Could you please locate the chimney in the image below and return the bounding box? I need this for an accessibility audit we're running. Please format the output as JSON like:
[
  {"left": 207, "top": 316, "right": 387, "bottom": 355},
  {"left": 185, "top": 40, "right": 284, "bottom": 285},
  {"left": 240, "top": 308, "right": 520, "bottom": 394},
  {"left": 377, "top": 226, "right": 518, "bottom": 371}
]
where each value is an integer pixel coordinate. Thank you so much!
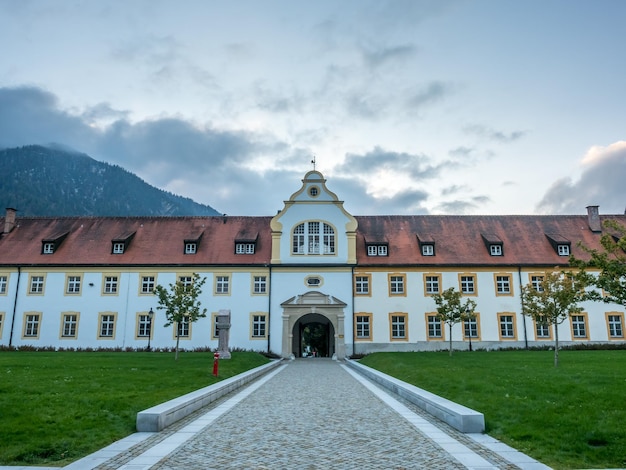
[
  {"left": 3, "top": 208, "right": 17, "bottom": 234},
  {"left": 586, "top": 205, "right": 602, "bottom": 233}
]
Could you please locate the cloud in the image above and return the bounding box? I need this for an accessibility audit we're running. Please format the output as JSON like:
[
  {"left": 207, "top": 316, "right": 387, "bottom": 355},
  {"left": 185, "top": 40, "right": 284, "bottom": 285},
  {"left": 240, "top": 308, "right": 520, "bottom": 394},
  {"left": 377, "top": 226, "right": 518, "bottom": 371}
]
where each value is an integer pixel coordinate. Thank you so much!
[
  {"left": 435, "top": 195, "right": 491, "bottom": 215},
  {"left": 407, "top": 81, "right": 451, "bottom": 110},
  {"left": 536, "top": 141, "right": 626, "bottom": 214},
  {"left": 361, "top": 44, "right": 417, "bottom": 69},
  {"left": 464, "top": 124, "right": 527, "bottom": 143}
]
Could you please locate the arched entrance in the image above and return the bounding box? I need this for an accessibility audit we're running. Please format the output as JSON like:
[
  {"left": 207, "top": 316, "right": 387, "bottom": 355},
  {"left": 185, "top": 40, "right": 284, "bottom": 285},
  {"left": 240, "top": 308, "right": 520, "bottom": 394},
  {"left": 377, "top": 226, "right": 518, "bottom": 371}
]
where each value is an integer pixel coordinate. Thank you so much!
[
  {"left": 293, "top": 313, "right": 335, "bottom": 357},
  {"left": 280, "top": 291, "right": 347, "bottom": 359}
]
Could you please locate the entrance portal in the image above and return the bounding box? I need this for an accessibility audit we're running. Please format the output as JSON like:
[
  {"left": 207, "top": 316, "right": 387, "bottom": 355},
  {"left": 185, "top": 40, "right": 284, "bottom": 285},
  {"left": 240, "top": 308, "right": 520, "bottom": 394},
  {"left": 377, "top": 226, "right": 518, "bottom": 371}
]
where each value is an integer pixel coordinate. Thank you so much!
[{"left": 293, "top": 314, "right": 335, "bottom": 358}]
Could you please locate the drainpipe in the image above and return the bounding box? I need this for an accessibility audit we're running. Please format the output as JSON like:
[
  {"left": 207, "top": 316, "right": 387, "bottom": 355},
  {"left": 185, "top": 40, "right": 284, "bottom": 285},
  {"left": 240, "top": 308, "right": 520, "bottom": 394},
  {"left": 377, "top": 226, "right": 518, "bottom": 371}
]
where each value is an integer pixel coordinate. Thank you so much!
[
  {"left": 351, "top": 266, "right": 355, "bottom": 358},
  {"left": 8, "top": 266, "right": 21, "bottom": 348},
  {"left": 267, "top": 264, "right": 272, "bottom": 354},
  {"left": 518, "top": 266, "right": 528, "bottom": 349}
]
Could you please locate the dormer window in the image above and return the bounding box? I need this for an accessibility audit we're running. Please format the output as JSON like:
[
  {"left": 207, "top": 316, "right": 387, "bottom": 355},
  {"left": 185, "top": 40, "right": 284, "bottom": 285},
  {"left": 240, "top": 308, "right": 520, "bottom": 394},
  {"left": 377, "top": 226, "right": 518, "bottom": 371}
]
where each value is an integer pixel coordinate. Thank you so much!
[
  {"left": 416, "top": 234, "right": 436, "bottom": 257},
  {"left": 111, "top": 231, "right": 135, "bottom": 255},
  {"left": 367, "top": 244, "right": 388, "bottom": 256},
  {"left": 421, "top": 244, "right": 434, "bottom": 256},
  {"left": 41, "top": 231, "right": 69, "bottom": 255},
  {"left": 112, "top": 242, "right": 125, "bottom": 254},
  {"left": 490, "top": 244, "right": 503, "bottom": 256},
  {"left": 557, "top": 244, "right": 570, "bottom": 256},
  {"left": 236, "top": 242, "right": 255, "bottom": 254},
  {"left": 185, "top": 242, "right": 197, "bottom": 254},
  {"left": 42, "top": 242, "right": 55, "bottom": 254}
]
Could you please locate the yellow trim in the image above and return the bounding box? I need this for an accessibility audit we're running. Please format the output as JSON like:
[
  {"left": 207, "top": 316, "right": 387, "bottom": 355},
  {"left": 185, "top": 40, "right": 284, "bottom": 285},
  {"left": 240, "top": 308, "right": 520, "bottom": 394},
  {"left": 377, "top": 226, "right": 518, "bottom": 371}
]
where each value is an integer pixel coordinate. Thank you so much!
[
  {"left": 250, "top": 312, "right": 268, "bottom": 340},
  {"left": 389, "top": 312, "right": 408, "bottom": 341},
  {"left": 569, "top": 312, "right": 589, "bottom": 340},
  {"left": 388, "top": 273, "right": 407, "bottom": 297},
  {"left": 425, "top": 313, "right": 445, "bottom": 341},
  {"left": 138, "top": 274, "right": 157, "bottom": 296},
  {"left": 423, "top": 273, "right": 442, "bottom": 296},
  {"left": 0, "top": 273, "right": 9, "bottom": 295},
  {"left": 27, "top": 273, "right": 46, "bottom": 296},
  {"left": 497, "top": 312, "right": 518, "bottom": 340},
  {"left": 462, "top": 312, "right": 481, "bottom": 341},
  {"left": 458, "top": 273, "right": 478, "bottom": 296},
  {"left": 22, "top": 311, "right": 42, "bottom": 339},
  {"left": 532, "top": 316, "right": 553, "bottom": 341},
  {"left": 493, "top": 273, "right": 514, "bottom": 296},
  {"left": 354, "top": 273, "right": 372, "bottom": 297},
  {"left": 214, "top": 273, "right": 232, "bottom": 296},
  {"left": 354, "top": 312, "right": 373, "bottom": 341},
  {"left": 605, "top": 311, "right": 625, "bottom": 339},
  {"left": 250, "top": 273, "right": 269, "bottom": 296},
  {"left": 64, "top": 273, "right": 83, "bottom": 296},
  {"left": 211, "top": 312, "right": 219, "bottom": 339},
  {"left": 59, "top": 311, "right": 80, "bottom": 339},
  {"left": 0, "top": 312, "right": 4, "bottom": 338},
  {"left": 97, "top": 312, "right": 117, "bottom": 340},
  {"left": 135, "top": 311, "right": 154, "bottom": 341},
  {"left": 173, "top": 317, "right": 192, "bottom": 340},
  {"left": 101, "top": 273, "right": 120, "bottom": 296}
]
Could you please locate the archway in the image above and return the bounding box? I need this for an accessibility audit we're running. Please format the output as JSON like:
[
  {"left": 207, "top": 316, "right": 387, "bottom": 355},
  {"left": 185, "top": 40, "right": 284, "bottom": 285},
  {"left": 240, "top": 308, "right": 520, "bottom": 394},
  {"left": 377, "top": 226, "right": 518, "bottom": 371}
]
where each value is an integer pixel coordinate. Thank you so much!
[{"left": 293, "top": 313, "right": 335, "bottom": 357}]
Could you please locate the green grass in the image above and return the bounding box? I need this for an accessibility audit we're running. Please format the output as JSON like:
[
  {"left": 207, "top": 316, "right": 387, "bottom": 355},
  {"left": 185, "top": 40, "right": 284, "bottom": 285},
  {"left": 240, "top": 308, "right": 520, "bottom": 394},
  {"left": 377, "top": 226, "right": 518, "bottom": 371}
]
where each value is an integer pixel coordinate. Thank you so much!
[
  {"left": 0, "top": 351, "right": 269, "bottom": 467},
  {"left": 360, "top": 350, "right": 626, "bottom": 470}
]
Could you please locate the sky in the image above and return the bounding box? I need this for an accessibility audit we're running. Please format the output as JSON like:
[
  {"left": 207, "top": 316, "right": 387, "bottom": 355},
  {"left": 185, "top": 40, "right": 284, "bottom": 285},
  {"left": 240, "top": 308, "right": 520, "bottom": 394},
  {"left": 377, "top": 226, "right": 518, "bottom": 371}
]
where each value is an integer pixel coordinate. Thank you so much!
[{"left": 1, "top": 0, "right": 625, "bottom": 217}]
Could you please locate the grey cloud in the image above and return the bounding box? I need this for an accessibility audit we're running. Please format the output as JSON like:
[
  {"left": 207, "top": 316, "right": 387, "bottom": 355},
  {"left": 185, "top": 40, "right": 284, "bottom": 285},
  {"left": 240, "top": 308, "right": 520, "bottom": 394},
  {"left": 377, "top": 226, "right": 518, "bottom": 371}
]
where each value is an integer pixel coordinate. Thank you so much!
[
  {"left": 80, "top": 102, "right": 130, "bottom": 124},
  {"left": 407, "top": 81, "right": 450, "bottom": 109},
  {"left": 435, "top": 195, "right": 490, "bottom": 215},
  {"left": 337, "top": 147, "right": 443, "bottom": 180},
  {"left": 361, "top": 44, "right": 417, "bottom": 69},
  {"left": 449, "top": 146, "right": 474, "bottom": 158},
  {"left": 441, "top": 184, "right": 467, "bottom": 196},
  {"left": 464, "top": 124, "right": 527, "bottom": 143},
  {"left": 536, "top": 146, "right": 626, "bottom": 214}
]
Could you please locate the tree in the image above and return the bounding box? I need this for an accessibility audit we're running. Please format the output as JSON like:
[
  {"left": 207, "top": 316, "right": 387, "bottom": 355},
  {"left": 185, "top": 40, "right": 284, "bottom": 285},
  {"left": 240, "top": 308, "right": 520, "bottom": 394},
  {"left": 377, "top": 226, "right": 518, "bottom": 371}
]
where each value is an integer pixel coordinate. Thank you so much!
[
  {"left": 570, "top": 219, "right": 626, "bottom": 310},
  {"left": 521, "top": 269, "right": 591, "bottom": 367},
  {"left": 432, "top": 287, "right": 477, "bottom": 356},
  {"left": 154, "top": 273, "right": 207, "bottom": 360}
]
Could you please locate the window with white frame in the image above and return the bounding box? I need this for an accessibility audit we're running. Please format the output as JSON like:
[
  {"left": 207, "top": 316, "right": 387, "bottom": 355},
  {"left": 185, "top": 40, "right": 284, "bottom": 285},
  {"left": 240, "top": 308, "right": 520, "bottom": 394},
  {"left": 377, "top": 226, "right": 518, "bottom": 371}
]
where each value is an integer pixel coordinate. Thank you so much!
[
  {"left": 499, "top": 314, "right": 515, "bottom": 338},
  {"left": 103, "top": 276, "right": 118, "bottom": 294},
  {"left": 62, "top": 313, "right": 78, "bottom": 337},
  {"left": 571, "top": 315, "right": 587, "bottom": 338},
  {"left": 490, "top": 244, "right": 503, "bottom": 256},
  {"left": 607, "top": 314, "right": 623, "bottom": 338},
  {"left": 185, "top": 242, "right": 197, "bottom": 254},
  {"left": 425, "top": 275, "right": 440, "bottom": 295},
  {"left": 216, "top": 276, "right": 229, "bottom": 294},
  {"left": 355, "top": 275, "right": 370, "bottom": 295},
  {"left": 66, "top": 275, "right": 81, "bottom": 294},
  {"left": 390, "top": 314, "right": 407, "bottom": 340},
  {"left": 531, "top": 275, "right": 544, "bottom": 292},
  {"left": 29, "top": 276, "right": 44, "bottom": 294},
  {"left": 421, "top": 244, "right": 434, "bottom": 256},
  {"left": 236, "top": 243, "right": 255, "bottom": 254},
  {"left": 389, "top": 275, "right": 405, "bottom": 295},
  {"left": 112, "top": 242, "right": 125, "bottom": 254},
  {"left": 427, "top": 315, "right": 442, "bottom": 338},
  {"left": 0, "top": 275, "right": 7, "bottom": 294},
  {"left": 367, "top": 244, "right": 388, "bottom": 256},
  {"left": 460, "top": 275, "right": 475, "bottom": 294},
  {"left": 42, "top": 242, "right": 55, "bottom": 254},
  {"left": 141, "top": 276, "right": 155, "bottom": 294},
  {"left": 99, "top": 314, "right": 115, "bottom": 337},
  {"left": 24, "top": 313, "right": 40, "bottom": 337},
  {"left": 253, "top": 276, "right": 267, "bottom": 294},
  {"left": 464, "top": 317, "right": 478, "bottom": 339},
  {"left": 177, "top": 316, "right": 190, "bottom": 337},
  {"left": 535, "top": 316, "right": 551, "bottom": 338},
  {"left": 252, "top": 315, "right": 266, "bottom": 338},
  {"left": 292, "top": 222, "right": 335, "bottom": 255},
  {"left": 138, "top": 314, "right": 151, "bottom": 337},
  {"left": 496, "top": 275, "right": 511, "bottom": 294},
  {"left": 179, "top": 276, "right": 193, "bottom": 288},
  {"left": 557, "top": 244, "right": 570, "bottom": 256},
  {"left": 355, "top": 314, "right": 371, "bottom": 339}
]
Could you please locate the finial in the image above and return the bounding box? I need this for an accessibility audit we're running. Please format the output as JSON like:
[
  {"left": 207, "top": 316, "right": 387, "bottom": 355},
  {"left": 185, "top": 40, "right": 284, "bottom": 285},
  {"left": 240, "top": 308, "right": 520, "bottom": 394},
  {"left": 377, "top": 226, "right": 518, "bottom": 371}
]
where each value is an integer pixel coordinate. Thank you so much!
[{"left": 311, "top": 155, "right": 316, "bottom": 171}]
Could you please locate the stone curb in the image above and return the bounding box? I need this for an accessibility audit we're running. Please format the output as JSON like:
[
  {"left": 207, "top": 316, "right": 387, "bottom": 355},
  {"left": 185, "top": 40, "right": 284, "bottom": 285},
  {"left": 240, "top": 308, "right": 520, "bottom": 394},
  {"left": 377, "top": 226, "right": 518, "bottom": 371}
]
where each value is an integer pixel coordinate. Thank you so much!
[
  {"left": 136, "top": 359, "right": 283, "bottom": 432},
  {"left": 345, "top": 358, "right": 485, "bottom": 433}
]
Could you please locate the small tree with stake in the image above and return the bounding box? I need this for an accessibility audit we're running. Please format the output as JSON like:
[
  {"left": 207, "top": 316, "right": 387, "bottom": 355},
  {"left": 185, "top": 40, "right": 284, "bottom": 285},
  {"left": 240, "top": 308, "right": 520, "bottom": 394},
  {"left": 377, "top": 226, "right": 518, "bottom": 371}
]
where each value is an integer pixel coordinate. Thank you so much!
[
  {"left": 432, "top": 287, "right": 477, "bottom": 356},
  {"left": 154, "top": 273, "right": 207, "bottom": 360},
  {"left": 521, "top": 269, "right": 591, "bottom": 367}
]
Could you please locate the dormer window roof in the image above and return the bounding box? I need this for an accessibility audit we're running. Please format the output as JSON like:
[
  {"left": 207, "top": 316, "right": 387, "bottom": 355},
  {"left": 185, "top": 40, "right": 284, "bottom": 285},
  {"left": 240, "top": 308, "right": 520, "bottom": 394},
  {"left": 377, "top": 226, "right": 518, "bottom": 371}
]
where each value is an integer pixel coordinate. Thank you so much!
[
  {"left": 482, "top": 233, "right": 503, "bottom": 256},
  {"left": 41, "top": 231, "right": 69, "bottom": 255},
  {"left": 235, "top": 230, "right": 258, "bottom": 255},
  {"left": 416, "top": 234, "right": 435, "bottom": 256},
  {"left": 364, "top": 236, "right": 388, "bottom": 256},
  {"left": 184, "top": 231, "right": 204, "bottom": 255},
  {"left": 111, "top": 231, "right": 135, "bottom": 255},
  {"left": 545, "top": 233, "right": 571, "bottom": 256}
]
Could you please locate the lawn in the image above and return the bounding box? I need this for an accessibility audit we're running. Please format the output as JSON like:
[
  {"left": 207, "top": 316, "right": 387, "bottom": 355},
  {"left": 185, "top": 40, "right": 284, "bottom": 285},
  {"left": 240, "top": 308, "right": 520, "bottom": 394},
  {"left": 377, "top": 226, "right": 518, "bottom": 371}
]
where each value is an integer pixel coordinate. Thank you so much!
[
  {"left": 359, "top": 350, "right": 626, "bottom": 470},
  {"left": 0, "top": 351, "right": 269, "bottom": 466}
]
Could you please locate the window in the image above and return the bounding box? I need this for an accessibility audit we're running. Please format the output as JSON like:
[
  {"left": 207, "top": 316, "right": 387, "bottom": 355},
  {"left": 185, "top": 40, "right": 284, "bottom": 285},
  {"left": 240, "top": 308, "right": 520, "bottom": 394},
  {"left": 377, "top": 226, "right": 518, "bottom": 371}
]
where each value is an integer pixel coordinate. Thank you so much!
[
  {"left": 215, "top": 275, "right": 230, "bottom": 294},
  {"left": 530, "top": 275, "right": 544, "bottom": 292},
  {"left": 535, "top": 316, "right": 552, "bottom": 339},
  {"left": 388, "top": 274, "right": 405, "bottom": 295},
  {"left": 61, "top": 313, "right": 78, "bottom": 338},
  {"left": 367, "top": 244, "right": 388, "bottom": 256},
  {"left": 490, "top": 244, "right": 503, "bottom": 256},
  {"left": 138, "top": 314, "right": 151, "bottom": 338},
  {"left": 309, "top": 186, "right": 319, "bottom": 197},
  {"left": 498, "top": 313, "right": 516, "bottom": 340},
  {"left": 421, "top": 244, "right": 434, "bottom": 256},
  {"left": 99, "top": 314, "right": 116, "bottom": 338},
  {"left": 606, "top": 313, "right": 624, "bottom": 338},
  {"left": 464, "top": 315, "right": 479, "bottom": 340},
  {"left": 292, "top": 222, "right": 335, "bottom": 255},
  {"left": 355, "top": 314, "right": 372, "bottom": 340},
  {"left": 557, "top": 244, "right": 570, "bottom": 256},
  {"left": 42, "top": 242, "right": 55, "bottom": 254},
  {"left": 0, "top": 313, "right": 3, "bottom": 337},
  {"left": 103, "top": 275, "right": 119, "bottom": 294},
  {"left": 424, "top": 274, "right": 441, "bottom": 295},
  {"left": 253, "top": 275, "right": 267, "bottom": 294},
  {"left": 426, "top": 314, "right": 443, "bottom": 339},
  {"left": 141, "top": 276, "right": 156, "bottom": 294},
  {"left": 355, "top": 275, "right": 370, "bottom": 295},
  {"left": 390, "top": 313, "right": 407, "bottom": 341},
  {"left": 23, "top": 313, "right": 41, "bottom": 338},
  {"left": 251, "top": 314, "right": 267, "bottom": 338},
  {"left": 29, "top": 275, "right": 45, "bottom": 294},
  {"left": 185, "top": 242, "right": 197, "bottom": 254},
  {"left": 570, "top": 314, "right": 588, "bottom": 339},
  {"left": 495, "top": 275, "right": 512, "bottom": 295},
  {"left": 306, "top": 276, "right": 322, "bottom": 287},
  {"left": 459, "top": 275, "right": 476, "bottom": 295},
  {"left": 177, "top": 316, "right": 190, "bottom": 338},
  {"left": 0, "top": 275, "right": 7, "bottom": 294},
  {"left": 66, "top": 275, "right": 82, "bottom": 294},
  {"left": 112, "top": 242, "right": 125, "bottom": 254},
  {"left": 179, "top": 276, "right": 193, "bottom": 288},
  {"left": 236, "top": 243, "right": 255, "bottom": 254},
  {"left": 212, "top": 313, "right": 219, "bottom": 339}
]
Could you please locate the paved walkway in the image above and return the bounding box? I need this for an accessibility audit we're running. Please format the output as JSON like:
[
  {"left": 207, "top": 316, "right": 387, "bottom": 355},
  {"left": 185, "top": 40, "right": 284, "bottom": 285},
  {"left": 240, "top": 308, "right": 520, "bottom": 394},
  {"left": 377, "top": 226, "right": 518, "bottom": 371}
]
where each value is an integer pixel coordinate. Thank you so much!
[{"left": 2, "top": 359, "right": 551, "bottom": 470}]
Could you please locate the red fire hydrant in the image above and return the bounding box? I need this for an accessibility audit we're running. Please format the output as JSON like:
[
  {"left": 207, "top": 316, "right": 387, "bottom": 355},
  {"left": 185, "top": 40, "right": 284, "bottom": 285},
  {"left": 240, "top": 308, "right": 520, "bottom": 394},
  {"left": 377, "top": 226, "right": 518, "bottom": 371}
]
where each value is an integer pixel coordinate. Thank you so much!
[{"left": 212, "top": 351, "right": 220, "bottom": 377}]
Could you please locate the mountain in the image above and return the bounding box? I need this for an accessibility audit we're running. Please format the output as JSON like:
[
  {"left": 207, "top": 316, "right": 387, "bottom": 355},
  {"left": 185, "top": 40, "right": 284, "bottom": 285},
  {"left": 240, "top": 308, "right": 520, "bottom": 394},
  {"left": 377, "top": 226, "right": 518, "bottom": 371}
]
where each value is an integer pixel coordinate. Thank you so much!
[{"left": 0, "top": 145, "right": 221, "bottom": 217}]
